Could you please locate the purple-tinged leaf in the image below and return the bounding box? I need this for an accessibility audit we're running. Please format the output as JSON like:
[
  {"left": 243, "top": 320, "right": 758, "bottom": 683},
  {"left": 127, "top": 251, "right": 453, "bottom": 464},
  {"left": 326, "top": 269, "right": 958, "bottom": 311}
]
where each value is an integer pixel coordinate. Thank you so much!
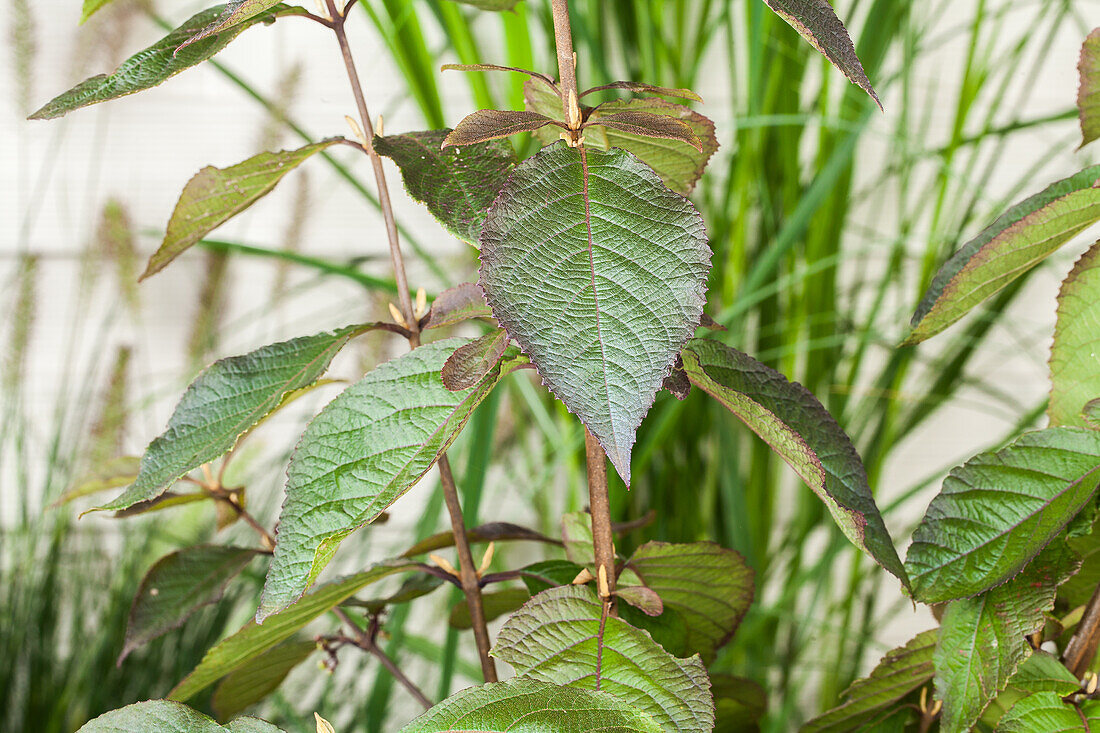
[
  {"left": 613, "top": 586, "right": 664, "bottom": 616},
  {"left": 422, "top": 282, "right": 494, "bottom": 330},
  {"left": 761, "top": 0, "right": 882, "bottom": 110},
  {"left": 441, "top": 329, "right": 509, "bottom": 391},
  {"left": 401, "top": 521, "right": 558, "bottom": 558},
  {"left": 905, "top": 166, "right": 1100, "bottom": 345},
  {"left": 681, "top": 339, "right": 908, "bottom": 588},
  {"left": 375, "top": 130, "right": 517, "bottom": 245},
  {"left": 663, "top": 358, "right": 691, "bottom": 401},
  {"left": 479, "top": 143, "right": 710, "bottom": 481},
  {"left": 1080, "top": 29, "right": 1100, "bottom": 149},
  {"left": 179, "top": 1, "right": 308, "bottom": 52},
  {"left": 120, "top": 546, "right": 260, "bottom": 664},
  {"left": 1050, "top": 241, "right": 1100, "bottom": 429},
  {"left": 443, "top": 110, "right": 563, "bottom": 148},
  {"left": 586, "top": 111, "right": 703, "bottom": 151},
  {"left": 442, "top": 63, "right": 558, "bottom": 91},
  {"left": 581, "top": 81, "right": 702, "bottom": 102}
]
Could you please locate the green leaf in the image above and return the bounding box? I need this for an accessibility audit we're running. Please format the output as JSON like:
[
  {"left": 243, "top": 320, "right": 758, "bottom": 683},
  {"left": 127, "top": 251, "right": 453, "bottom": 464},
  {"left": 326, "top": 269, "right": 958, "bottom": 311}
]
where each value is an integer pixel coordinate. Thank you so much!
[
  {"left": 423, "top": 282, "right": 494, "bottom": 330},
  {"left": 626, "top": 541, "right": 754, "bottom": 665},
  {"left": 802, "top": 629, "right": 935, "bottom": 733},
  {"left": 586, "top": 111, "right": 703, "bottom": 151},
  {"left": 998, "top": 692, "right": 1100, "bottom": 732},
  {"left": 121, "top": 545, "right": 260, "bottom": 663},
  {"left": 581, "top": 82, "right": 703, "bottom": 102},
  {"left": 444, "top": 109, "right": 561, "bottom": 147},
  {"left": 681, "top": 339, "right": 908, "bottom": 588},
  {"left": 180, "top": 1, "right": 297, "bottom": 50},
  {"left": 400, "top": 678, "right": 664, "bottom": 733},
  {"left": 170, "top": 561, "right": 418, "bottom": 701},
  {"left": 1079, "top": 29, "right": 1100, "bottom": 149},
  {"left": 51, "top": 455, "right": 140, "bottom": 507},
  {"left": 449, "top": 587, "right": 530, "bottom": 629},
  {"left": 142, "top": 140, "right": 341, "bottom": 279},
  {"left": 441, "top": 329, "right": 510, "bottom": 391},
  {"left": 561, "top": 511, "right": 595, "bottom": 566},
  {"left": 520, "top": 559, "right": 586, "bottom": 594},
  {"left": 374, "top": 131, "right": 517, "bottom": 245},
  {"left": 401, "top": 521, "right": 556, "bottom": 558},
  {"left": 80, "top": 0, "right": 116, "bottom": 23},
  {"left": 1086, "top": 399, "right": 1100, "bottom": 429},
  {"left": 479, "top": 142, "right": 710, "bottom": 480},
  {"left": 447, "top": 0, "right": 522, "bottom": 9},
  {"left": 933, "top": 541, "right": 1079, "bottom": 733},
  {"left": 493, "top": 585, "right": 714, "bottom": 733},
  {"left": 75, "top": 700, "right": 285, "bottom": 733},
  {"left": 905, "top": 166, "right": 1100, "bottom": 345},
  {"left": 211, "top": 639, "right": 316, "bottom": 720},
  {"left": 760, "top": 0, "right": 882, "bottom": 109},
  {"left": 1006, "top": 651, "right": 1081, "bottom": 697},
  {"left": 30, "top": 5, "right": 294, "bottom": 120},
  {"left": 904, "top": 428, "right": 1100, "bottom": 603},
  {"left": 711, "top": 675, "right": 767, "bottom": 733},
  {"left": 258, "top": 339, "right": 518, "bottom": 620},
  {"left": 613, "top": 585, "right": 664, "bottom": 616},
  {"left": 1050, "top": 242, "right": 1100, "bottom": 429},
  {"left": 526, "top": 82, "right": 718, "bottom": 194},
  {"left": 98, "top": 326, "right": 361, "bottom": 512},
  {"left": 350, "top": 574, "right": 445, "bottom": 614}
]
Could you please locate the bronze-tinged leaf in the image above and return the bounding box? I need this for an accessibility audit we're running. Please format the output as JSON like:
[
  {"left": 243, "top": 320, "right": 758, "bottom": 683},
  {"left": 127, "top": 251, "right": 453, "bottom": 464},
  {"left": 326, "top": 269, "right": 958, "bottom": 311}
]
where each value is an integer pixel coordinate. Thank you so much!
[
  {"left": 581, "top": 81, "right": 703, "bottom": 102},
  {"left": 586, "top": 110, "right": 703, "bottom": 151},
  {"left": 441, "top": 329, "right": 509, "bottom": 391},
  {"left": 1080, "top": 28, "right": 1100, "bottom": 149},
  {"left": 179, "top": 1, "right": 307, "bottom": 52},
  {"left": 401, "top": 521, "right": 558, "bottom": 558},
  {"left": 422, "top": 282, "right": 495, "bottom": 330},
  {"left": 442, "top": 63, "right": 558, "bottom": 91},
  {"left": 443, "top": 109, "right": 562, "bottom": 147}
]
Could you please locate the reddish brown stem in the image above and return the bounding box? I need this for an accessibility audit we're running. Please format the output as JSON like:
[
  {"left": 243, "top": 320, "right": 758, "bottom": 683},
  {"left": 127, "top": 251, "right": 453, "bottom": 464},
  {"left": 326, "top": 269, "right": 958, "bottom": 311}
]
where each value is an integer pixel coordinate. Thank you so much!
[
  {"left": 332, "top": 608, "right": 432, "bottom": 709},
  {"left": 1065, "top": 582, "right": 1100, "bottom": 677},
  {"left": 585, "top": 428, "right": 617, "bottom": 615}
]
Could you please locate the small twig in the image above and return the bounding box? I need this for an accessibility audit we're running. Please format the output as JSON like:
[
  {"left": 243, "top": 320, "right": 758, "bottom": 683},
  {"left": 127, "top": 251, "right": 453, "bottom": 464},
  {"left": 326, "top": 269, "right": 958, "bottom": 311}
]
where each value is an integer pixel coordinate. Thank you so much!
[
  {"left": 1065, "top": 582, "right": 1100, "bottom": 677},
  {"left": 331, "top": 608, "right": 432, "bottom": 709},
  {"left": 584, "top": 428, "right": 617, "bottom": 615}
]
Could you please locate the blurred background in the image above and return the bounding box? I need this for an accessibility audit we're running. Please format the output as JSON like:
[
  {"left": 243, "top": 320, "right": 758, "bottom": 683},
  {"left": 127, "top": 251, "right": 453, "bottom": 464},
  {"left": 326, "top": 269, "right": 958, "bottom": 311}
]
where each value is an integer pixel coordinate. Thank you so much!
[{"left": 3, "top": 0, "right": 1100, "bottom": 730}]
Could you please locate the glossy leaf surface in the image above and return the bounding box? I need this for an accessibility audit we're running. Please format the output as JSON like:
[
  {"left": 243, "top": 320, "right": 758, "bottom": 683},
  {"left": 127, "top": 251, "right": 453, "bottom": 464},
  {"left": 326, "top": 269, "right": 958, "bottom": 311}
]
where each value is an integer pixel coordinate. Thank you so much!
[
  {"left": 75, "top": 700, "right": 285, "bottom": 733},
  {"left": 905, "top": 166, "right": 1100, "bottom": 344},
  {"left": 905, "top": 428, "right": 1100, "bottom": 603},
  {"left": 1050, "top": 242, "right": 1100, "bottom": 429},
  {"left": 493, "top": 585, "right": 714, "bottom": 733},
  {"left": 100, "top": 326, "right": 359, "bottom": 512},
  {"left": 1080, "top": 29, "right": 1100, "bottom": 149},
  {"left": 681, "top": 338, "right": 907, "bottom": 587},
  {"left": 259, "top": 339, "right": 516, "bottom": 619},
  {"left": 479, "top": 143, "right": 710, "bottom": 480}
]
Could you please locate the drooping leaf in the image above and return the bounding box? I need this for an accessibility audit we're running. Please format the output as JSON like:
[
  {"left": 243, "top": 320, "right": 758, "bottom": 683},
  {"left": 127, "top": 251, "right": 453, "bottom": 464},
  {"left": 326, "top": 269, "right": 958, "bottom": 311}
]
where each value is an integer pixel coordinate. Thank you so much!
[
  {"left": 1079, "top": 29, "right": 1100, "bottom": 149},
  {"left": 760, "top": 0, "right": 882, "bottom": 109},
  {"left": 75, "top": 700, "right": 286, "bottom": 733},
  {"left": 401, "top": 521, "right": 557, "bottom": 557},
  {"left": 998, "top": 692, "right": 1100, "bottom": 732},
  {"left": 712, "top": 675, "right": 767, "bottom": 733},
  {"left": 561, "top": 511, "right": 596, "bottom": 567},
  {"left": 581, "top": 81, "right": 702, "bottom": 102},
  {"left": 30, "top": 5, "right": 295, "bottom": 120},
  {"left": 933, "top": 541, "right": 1079, "bottom": 733},
  {"left": 441, "top": 329, "right": 509, "bottom": 391},
  {"left": 525, "top": 81, "right": 718, "bottom": 194},
  {"left": 258, "top": 339, "right": 520, "bottom": 620},
  {"left": 905, "top": 166, "right": 1100, "bottom": 345},
  {"left": 375, "top": 130, "right": 517, "bottom": 245},
  {"left": 802, "top": 629, "right": 935, "bottom": 733},
  {"left": 171, "top": 561, "right": 418, "bottom": 701},
  {"left": 212, "top": 639, "right": 316, "bottom": 720},
  {"left": 442, "top": 63, "right": 558, "bottom": 91},
  {"left": 445, "top": 0, "right": 522, "bottom": 12},
  {"left": 449, "top": 587, "right": 530, "bottom": 629},
  {"left": 1050, "top": 242, "right": 1100, "bottom": 429},
  {"left": 681, "top": 339, "right": 908, "bottom": 587},
  {"left": 422, "top": 282, "right": 494, "bottom": 330},
  {"left": 52, "top": 455, "right": 140, "bottom": 507},
  {"left": 1005, "top": 651, "right": 1081, "bottom": 697},
  {"left": 586, "top": 111, "right": 703, "bottom": 151},
  {"left": 904, "top": 428, "right": 1100, "bottom": 603},
  {"left": 479, "top": 142, "right": 710, "bottom": 480},
  {"left": 142, "top": 140, "right": 341, "bottom": 279},
  {"left": 493, "top": 585, "right": 714, "bottom": 733},
  {"left": 443, "top": 110, "right": 561, "bottom": 148},
  {"left": 120, "top": 545, "right": 260, "bottom": 664},
  {"left": 626, "top": 541, "right": 753, "bottom": 665},
  {"left": 97, "top": 326, "right": 361, "bottom": 512},
  {"left": 400, "top": 678, "right": 664, "bottom": 733},
  {"left": 180, "top": 1, "right": 296, "bottom": 50}
]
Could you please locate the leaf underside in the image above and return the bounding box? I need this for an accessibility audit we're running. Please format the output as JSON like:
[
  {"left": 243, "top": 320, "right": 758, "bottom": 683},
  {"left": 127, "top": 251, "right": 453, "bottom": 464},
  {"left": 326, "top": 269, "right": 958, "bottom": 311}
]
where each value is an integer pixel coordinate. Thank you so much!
[
  {"left": 180, "top": 1, "right": 290, "bottom": 50},
  {"left": 100, "top": 326, "right": 359, "bottom": 512},
  {"left": 441, "top": 329, "right": 510, "bottom": 391},
  {"left": 75, "top": 699, "right": 285, "bottom": 733},
  {"left": 444, "top": 109, "right": 558, "bottom": 147},
  {"left": 479, "top": 142, "right": 710, "bottom": 481},
  {"left": 680, "top": 338, "right": 908, "bottom": 587},
  {"left": 904, "top": 427, "right": 1100, "bottom": 603},
  {"left": 588, "top": 111, "right": 703, "bottom": 151},
  {"left": 493, "top": 585, "right": 715, "bottom": 733},
  {"left": 1079, "top": 28, "right": 1100, "bottom": 149},
  {"left": 906, "top": 165, "right": 1100, "bottom": 345},
  {"left": 1049, "top": 241, "right": 1100, "bottom": 429},
  {"left": 423, "top": 282, "right": 495, "bottom": 329},
  {"left": 258, "top": 339, "right": 514, "bottom": 620}
]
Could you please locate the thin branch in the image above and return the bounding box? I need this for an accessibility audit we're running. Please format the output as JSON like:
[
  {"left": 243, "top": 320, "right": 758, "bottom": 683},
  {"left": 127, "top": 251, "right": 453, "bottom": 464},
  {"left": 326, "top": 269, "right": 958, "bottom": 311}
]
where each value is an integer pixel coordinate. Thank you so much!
[
  {"left": 332, "top": 608, "right": 432, "bottom": 710},
  {"left": 585, "top": 428, "right": 617, "bottom": 615},
  {"left": 1065, "top": 582, "right": 1100, "bottom": 677}
]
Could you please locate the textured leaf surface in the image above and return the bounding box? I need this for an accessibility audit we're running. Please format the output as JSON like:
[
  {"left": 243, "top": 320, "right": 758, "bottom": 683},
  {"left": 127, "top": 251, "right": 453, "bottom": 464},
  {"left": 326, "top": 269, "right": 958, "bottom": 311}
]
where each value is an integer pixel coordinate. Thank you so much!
[
  {"left": 1080, "top": 29, "right": 1100, "bottom": 149},
  {"left": 906, "top": 166, "right": 1100, "bottom": 345},
  {"left": 259, "top": 339, "right": 515, "bottom": 619},
  {"left": 171, "top": 562, "right": 417, "bottom": 701},
  {"left": 998, "top": 692, "right": 1100, "bottom": 732},
  {"left": 375, "top": 130, "right": 517, "bottom": 245},
  {"left": 933, "top": 541, "right": 1079, "bottom": 733},
  {"left": 400, "top": 678, "right": 664, "bottom": 733},
  {"left": 493, "top": 585, "right": 714, "bottom": 733},
  {"left": 587, "top": 112, "right": 702, "bottom": 151},
  {"left": 180, "top": 1, "right": 294, "bottom": 49},
  {"left": 681, "top": 338, "right": 907, "bottom": 586},
  {"left": 143, "top": 140, "right": 341, "bottom": 279},
  {"left": 30, "top": 5, "right": 290, "bottom": 120},
  {"left": 75, "top": 700, "right": 285, "bottom": 733},
  {"left": 526, "top": 82, "right": 717, "bottom": 194},
  {"left": 121, "top": 546, "right": 259, "bottom": 663},
  {"left": 441, "top": 329, "right": 509, "bottom": 391},
  {"left": 212, "top": 639, "right": 315, "bottom": 720},
  {"left": 802, "top": 629, "right": 935, "bottom": 733},
  {"left": 423, "top": 282, "right": 494, "bottom": 329},
  {"left": 626, "top": 541, "right": 753, "bottom": 664},
  {"left": 444, "top": 110, "right": 560, "bottom": 147},
  {"left": 1050, "top": 242, "right": 1100, "bottom": 429},
  {"left": 581, "top": 82, "right": 702, "bottom": 102},
  {"left": 905, "top": 428, "right": 1100, "bottom": 603},
  {"left": 761, "top": 0, "right": 881, "bottom": 109},
  {"left": 100, "top": 327, "right": 358, "bottom": 512},
  {"left": 1006, "top": 651, "right": 1081, "bottom": 697},
  {"left": 479, "top": 142, "right": 710, "bottom": 480}
]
